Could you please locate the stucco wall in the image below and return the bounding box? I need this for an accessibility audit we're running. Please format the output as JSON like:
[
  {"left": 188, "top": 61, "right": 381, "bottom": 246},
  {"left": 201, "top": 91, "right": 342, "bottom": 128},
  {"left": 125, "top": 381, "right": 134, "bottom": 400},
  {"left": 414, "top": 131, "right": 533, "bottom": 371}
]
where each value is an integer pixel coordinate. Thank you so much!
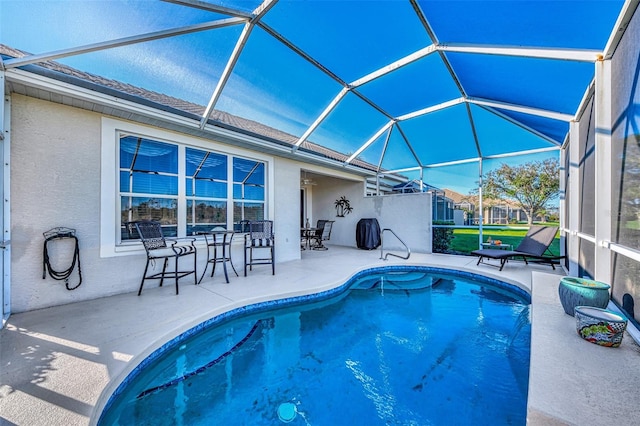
[
  {"left": 8, "top": 96, "right": 305, "bottom": 312},
  {"left": 273, "top": 157, "right": 305, "bottom": 263},
  {"left": 8, "top": 94, "right": 432, "bottom": 313},
  {"left": 310, "top": 174, "right": 432, "bottom": 253},
  {"left": 11, "top": 95, "right": 140, "bottom": 312}
]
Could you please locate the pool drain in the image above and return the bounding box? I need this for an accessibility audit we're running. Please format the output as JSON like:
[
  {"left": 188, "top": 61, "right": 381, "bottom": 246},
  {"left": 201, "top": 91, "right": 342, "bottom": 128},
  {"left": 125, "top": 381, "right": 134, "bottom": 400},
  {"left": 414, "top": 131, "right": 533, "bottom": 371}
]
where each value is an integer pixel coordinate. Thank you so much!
[{"left": 277, "top": 402, "right": 297, "bottom": 423}]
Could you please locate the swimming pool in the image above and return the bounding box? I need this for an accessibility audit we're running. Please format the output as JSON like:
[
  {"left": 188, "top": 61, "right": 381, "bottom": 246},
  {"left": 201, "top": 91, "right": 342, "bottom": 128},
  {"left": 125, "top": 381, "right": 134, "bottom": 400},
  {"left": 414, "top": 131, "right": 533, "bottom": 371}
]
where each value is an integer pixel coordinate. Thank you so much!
[{"left": 98, "top": 266, "right": 531, "bottom": 425}]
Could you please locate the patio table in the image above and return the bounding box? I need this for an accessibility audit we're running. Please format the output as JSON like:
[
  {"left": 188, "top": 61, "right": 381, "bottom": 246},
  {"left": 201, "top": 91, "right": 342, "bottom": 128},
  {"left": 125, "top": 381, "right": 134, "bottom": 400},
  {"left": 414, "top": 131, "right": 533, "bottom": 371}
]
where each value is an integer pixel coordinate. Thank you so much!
[
  {"left": 300, "top": 228, "right": 316, "bottom": 250},
  {"left": 481, "top": 242, "right": 513, "bottom": 251},
  {"left": 198, "top": 229, "right": 237, "bottom": 283}
]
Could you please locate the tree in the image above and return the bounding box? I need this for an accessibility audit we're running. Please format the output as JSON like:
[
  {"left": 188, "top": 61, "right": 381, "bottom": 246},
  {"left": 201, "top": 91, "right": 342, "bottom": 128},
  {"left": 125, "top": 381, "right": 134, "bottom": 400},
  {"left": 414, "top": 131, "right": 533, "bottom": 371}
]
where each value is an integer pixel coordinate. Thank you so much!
[{"left": 481, "top": 159, "right": 559, "bottom": 225}]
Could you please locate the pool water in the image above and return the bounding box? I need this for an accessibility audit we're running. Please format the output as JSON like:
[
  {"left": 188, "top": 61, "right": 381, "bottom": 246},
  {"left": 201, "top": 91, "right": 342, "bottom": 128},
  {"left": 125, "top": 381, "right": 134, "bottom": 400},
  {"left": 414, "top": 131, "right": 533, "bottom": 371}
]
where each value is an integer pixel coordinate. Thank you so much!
[{"left": 99, "top": 268, "right": 531, "bottom": 425}]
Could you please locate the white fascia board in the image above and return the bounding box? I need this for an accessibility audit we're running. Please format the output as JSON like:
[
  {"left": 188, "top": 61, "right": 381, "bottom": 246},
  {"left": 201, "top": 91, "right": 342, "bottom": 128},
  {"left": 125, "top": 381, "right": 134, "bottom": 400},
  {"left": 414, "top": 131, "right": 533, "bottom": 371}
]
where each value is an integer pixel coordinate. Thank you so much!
[
  {"left": 346, "top": 121, "right": 394, "bottom": 164},
  {"left": 294, "top": 87, "right": 349, "bottom": 148},
  {"left": 396, "top": 97, "right": 465, "bottom": 121},
  {"left": 7, "top": 68, "right": 372, "bottom": 176},
  {"left": 350, "top": 45, "right": 437, "bottom": 88},
  {"left": 201, "top": 120, "right": 373, "bottom": 175},
  {"left": 200, "top": 22, "right": 254, "bottom": 129},
  {"left": 3, "top": 18, "right": 245, "bottom": 69},
  {"left": 603, "top": 0, "right": 640, "bottom": 59},
  {"left": 7, "top": 68, "right": 207, "bottom": 129},
  {"left": 467, "top": 97, "right": 575, "bottom": 122},
  {"left": 437, "top": 43, "right": 601, "bottom": 62}
]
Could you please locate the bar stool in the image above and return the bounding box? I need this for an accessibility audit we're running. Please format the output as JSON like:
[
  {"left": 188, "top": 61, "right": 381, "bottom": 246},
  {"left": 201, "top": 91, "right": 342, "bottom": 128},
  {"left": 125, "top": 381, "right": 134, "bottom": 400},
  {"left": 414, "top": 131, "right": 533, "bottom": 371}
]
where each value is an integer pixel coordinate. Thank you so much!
[{"left": 199, "top": 228, "right": 238, "bottom": 283}]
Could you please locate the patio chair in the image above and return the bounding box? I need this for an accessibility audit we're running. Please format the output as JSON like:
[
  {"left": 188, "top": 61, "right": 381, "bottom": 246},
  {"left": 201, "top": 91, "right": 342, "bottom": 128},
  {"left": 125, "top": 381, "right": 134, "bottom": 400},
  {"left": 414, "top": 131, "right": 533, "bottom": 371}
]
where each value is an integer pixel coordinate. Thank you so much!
[
  {"left": 471, "top": 225, "right": 562, "bottom": 271},
  {"left": 244, "top": 220, "right": 275, "bottom": 276},
  {"left": 131, "top": 221, "right": 197, "bottom": 295},
  {"left": 301, "top": 219, "right": 325, "bottom": 250},
  {"left": 311, "top": 220, "right": 334, "bottom": 250}
]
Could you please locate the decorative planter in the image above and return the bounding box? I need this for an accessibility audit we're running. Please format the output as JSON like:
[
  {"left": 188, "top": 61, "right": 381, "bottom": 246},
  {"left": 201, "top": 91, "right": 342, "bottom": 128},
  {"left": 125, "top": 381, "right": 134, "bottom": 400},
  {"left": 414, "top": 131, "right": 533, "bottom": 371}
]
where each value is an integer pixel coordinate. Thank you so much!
[
  {"left": 574, "top": 306, "right": 627, "bottom": 347},
  {"left": 558, "top": 277, "right": 610, "bottom": 316}
]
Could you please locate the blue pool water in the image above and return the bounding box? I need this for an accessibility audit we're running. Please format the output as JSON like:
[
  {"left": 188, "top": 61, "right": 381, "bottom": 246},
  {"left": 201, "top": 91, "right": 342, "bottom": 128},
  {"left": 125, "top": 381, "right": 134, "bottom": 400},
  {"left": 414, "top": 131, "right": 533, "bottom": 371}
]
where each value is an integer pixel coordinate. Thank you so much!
[{"left": 99, "top": 267, "right": 531, "bottom": 425}]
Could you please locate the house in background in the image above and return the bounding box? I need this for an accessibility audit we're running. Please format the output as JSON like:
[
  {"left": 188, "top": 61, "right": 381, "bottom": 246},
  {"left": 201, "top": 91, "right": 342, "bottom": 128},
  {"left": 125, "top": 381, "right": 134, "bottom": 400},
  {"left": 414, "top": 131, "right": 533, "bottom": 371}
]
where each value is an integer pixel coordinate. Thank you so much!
[
  {"left": 444, "top": 189, "right": 476, "bottom": 225},
  {"left": 391, "top": 180, "right": 454, "bottom": 222},
  {"left": 444, "top": 189, "right": 549, "bottom": 225}
]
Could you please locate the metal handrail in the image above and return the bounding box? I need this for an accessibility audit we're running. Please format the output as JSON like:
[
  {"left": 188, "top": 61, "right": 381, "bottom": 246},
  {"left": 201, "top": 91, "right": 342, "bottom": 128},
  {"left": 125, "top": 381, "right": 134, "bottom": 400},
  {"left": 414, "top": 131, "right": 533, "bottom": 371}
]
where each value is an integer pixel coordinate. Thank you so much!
[{"left": 380, "top": 228, "right": 411, "bottom": 261}]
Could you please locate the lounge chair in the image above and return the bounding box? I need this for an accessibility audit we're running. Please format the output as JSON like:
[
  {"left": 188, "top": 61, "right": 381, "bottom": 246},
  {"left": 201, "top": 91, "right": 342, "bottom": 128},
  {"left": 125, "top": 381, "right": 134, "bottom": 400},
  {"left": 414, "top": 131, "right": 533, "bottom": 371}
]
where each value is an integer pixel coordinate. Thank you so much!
[{"left": 472, "top": 225, "right": 562, "bottom": 271}]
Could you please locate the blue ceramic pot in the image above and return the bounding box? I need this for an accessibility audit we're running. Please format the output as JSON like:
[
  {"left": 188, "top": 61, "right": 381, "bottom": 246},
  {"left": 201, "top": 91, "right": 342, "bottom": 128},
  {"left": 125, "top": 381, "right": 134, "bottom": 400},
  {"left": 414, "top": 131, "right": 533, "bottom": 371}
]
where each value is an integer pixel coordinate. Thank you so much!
[{"left": 558, "top": 277, "right": 610, "bottom": 316}]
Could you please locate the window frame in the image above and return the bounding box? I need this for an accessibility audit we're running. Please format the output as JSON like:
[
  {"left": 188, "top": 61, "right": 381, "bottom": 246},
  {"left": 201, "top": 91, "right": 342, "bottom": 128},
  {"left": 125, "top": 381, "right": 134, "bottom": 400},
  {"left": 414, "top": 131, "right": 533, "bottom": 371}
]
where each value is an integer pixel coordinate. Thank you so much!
[{"left": 101, "top": 117, "right": 274, "bottom": 257}]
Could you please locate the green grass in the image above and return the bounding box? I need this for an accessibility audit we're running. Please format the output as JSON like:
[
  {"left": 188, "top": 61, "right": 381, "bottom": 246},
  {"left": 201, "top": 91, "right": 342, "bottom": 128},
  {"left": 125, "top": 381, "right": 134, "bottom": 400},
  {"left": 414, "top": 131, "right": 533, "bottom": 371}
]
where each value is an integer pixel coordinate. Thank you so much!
[{"left": 447, "top": 225, "right": 560, "bottom": 256}]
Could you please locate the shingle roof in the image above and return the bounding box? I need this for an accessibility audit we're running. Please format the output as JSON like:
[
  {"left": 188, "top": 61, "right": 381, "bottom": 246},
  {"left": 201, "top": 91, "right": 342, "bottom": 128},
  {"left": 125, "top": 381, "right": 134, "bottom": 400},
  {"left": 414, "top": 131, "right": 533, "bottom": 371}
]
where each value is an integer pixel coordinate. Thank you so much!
[{"left": 0, "top": 43, "right": 376, "bottom": 172}]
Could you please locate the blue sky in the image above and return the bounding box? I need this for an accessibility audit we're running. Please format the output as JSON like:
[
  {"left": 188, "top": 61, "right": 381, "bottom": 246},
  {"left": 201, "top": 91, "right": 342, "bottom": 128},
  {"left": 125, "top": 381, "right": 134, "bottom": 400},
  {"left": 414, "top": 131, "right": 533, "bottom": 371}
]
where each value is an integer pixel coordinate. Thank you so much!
[{"left": 1, "top": 0, "right": 618, "bottom": 196}]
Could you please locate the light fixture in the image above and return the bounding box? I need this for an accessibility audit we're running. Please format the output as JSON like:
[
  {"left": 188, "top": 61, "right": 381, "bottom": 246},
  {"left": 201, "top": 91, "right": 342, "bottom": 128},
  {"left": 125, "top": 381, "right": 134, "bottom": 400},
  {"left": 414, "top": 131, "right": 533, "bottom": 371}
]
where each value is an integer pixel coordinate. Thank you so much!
[{"left": 301, "top": 171, "right": 317, "bottom": 186}]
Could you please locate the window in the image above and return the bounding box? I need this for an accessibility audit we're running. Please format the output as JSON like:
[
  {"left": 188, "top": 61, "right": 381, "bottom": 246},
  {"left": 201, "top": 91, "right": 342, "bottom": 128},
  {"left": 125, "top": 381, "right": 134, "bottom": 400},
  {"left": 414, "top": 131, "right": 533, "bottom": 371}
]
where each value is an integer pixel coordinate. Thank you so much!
[
  {"left": 117, "top": 131, "right": 266, "bottom": 243},
  {"left": 233, "top": 157, "right": 266, "bottom": 225},
  {"left": 120, "top": 136, "right": 179, "bottom": 239},
  {"left": 186, "top": 147, "right": 228, "bottom": 236}
]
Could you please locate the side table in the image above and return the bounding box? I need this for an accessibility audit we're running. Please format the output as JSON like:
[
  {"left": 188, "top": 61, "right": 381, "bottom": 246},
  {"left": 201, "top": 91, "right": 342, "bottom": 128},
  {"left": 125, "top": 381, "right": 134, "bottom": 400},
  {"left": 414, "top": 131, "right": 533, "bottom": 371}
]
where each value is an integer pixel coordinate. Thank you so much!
[
  {"left": 199, "top": 230, "right": 238, "bottom": 283},
  {"left": 481, "top": 242, "right": 513, "bottom": 251}
]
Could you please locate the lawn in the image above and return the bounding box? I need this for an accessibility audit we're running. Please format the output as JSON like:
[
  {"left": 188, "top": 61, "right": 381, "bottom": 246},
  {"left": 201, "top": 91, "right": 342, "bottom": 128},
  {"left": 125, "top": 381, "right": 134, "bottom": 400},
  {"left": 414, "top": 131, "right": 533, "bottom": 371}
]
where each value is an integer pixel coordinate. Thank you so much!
[{"left": 447, "top": 224, "right": 561, "bottom": 256}]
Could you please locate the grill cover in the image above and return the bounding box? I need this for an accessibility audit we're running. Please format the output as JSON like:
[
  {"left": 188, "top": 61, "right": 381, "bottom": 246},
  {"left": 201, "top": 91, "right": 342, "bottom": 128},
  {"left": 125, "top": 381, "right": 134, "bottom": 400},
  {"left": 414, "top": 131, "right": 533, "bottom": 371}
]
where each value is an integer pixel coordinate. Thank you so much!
[{"left": 356, "top": 218, "right": 381, "bottom": 250}]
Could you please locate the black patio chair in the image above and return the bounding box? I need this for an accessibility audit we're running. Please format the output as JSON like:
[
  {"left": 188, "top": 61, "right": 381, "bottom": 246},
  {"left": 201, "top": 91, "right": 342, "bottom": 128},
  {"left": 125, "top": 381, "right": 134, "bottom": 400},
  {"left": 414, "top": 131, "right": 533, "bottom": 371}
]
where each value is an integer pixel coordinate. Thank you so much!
[
  {"left": 131, "top": 220, "right": 197, "bottom": 295},
  {"left": 311, "top": 220, "right": 334, "bottom": 250},
  {"left": 471, "top": 225, "right": 563, "bottom": 271},
  {"left": 244, "top": 220, "right": 275, "bottom": 276},
  {"left": 302, "top": 220, "right": 326, "bottom": 249}
]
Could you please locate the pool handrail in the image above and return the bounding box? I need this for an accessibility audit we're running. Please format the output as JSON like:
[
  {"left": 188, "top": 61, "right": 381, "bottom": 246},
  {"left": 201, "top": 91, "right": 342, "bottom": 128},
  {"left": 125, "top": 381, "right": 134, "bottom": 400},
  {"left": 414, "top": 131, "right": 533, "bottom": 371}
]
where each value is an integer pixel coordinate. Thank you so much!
[{"left": 380, "top": 228, "right": 411, "bottom": 261}]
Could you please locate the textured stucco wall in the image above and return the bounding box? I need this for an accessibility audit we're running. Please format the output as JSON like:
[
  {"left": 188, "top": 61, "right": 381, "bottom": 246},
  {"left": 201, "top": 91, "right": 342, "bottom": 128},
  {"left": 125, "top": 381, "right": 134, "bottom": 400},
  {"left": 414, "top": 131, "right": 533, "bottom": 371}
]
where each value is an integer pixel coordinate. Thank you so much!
[
  {"left": 310, "top": 175, "right": 432, "bottom": 253},
  {"left": 272, "top": 157, "right": 304, "bottom": 263},
  {"left": 10, "top": 95, "right": 144, "bottom": 312},
  {"left": 9, "top": 96, "right": 306, "bottom": 312},
  {"left": 8, "top": 94, "right": 433, "bottom": 312}
]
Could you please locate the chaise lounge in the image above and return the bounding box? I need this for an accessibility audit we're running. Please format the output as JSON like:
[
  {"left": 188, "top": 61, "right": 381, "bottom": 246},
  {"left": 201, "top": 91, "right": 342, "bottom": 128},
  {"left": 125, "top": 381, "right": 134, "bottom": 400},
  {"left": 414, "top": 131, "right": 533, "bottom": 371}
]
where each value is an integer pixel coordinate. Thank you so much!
[{"left": 472, "top": 225, "right": 562, "bottom": 271}]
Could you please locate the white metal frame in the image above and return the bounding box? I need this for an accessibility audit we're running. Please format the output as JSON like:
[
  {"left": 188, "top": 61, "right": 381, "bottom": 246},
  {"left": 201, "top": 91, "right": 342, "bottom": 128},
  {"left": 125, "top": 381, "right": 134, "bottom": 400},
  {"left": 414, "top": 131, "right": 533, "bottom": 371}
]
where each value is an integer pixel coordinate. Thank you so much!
[
  {"left": 1, "top": 84, "right": 10, "bottom": 325},
  {"left": 3, "top": 0, "right": 603, "bottom": 174},
  {"left": 594, "top": 58, "right": 613, "bottom": 282},
  {"left": 2, "top": 0, "right": 638, "bottom": 323}
]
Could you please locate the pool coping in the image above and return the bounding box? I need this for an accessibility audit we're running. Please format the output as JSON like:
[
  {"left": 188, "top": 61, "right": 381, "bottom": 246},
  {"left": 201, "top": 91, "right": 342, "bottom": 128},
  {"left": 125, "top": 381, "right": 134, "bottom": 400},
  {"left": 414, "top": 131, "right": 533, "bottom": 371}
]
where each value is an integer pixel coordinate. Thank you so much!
[{"left": 2, "top": 248, "right": 639, "bottom": 426}]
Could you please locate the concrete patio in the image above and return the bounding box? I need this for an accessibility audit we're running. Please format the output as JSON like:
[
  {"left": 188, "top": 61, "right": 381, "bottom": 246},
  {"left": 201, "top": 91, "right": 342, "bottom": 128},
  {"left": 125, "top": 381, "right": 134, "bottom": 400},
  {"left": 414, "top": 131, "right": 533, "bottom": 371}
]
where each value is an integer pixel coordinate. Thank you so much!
[{"left": 1, "top": 246, "right": 639, "bottom": 425}]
